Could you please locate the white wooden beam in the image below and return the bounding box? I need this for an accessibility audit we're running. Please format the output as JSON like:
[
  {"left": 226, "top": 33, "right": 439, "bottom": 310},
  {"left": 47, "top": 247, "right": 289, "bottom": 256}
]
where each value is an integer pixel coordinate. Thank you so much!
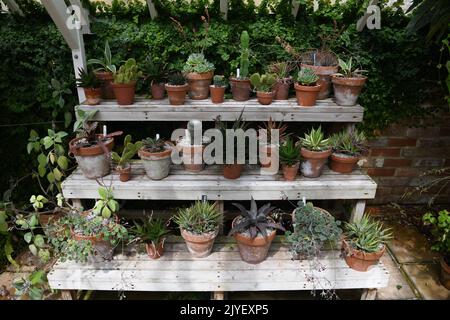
[
  {"left": 2, "top": 0, "right": 24, "bottom": 16},
  {"left": 220, "top": 0, "right": 228, "bottom": 20},
  {"left": 291, "top": 0, "right": 300, "bottom": 18},
  {"left": 146, "top": 0, "right": 158, "bottom": 20},
  {"left": 350, "top": 200, "right": 366, "bottom": 222},
  {"left": 69, "top": 0, "right": 91, "bottom": 34}
]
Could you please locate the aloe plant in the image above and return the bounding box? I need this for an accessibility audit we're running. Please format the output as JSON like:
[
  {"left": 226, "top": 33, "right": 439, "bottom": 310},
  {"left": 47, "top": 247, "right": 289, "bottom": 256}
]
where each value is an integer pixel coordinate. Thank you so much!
[
  {"left": 330, "top": 130, "right": 367, "bottom": 156},
  {"left": 131, "top": 217, "right": 170, "bottom": 245},
  {"left": 167, "top": 72, "right": 186, "bottom": 85},
  {"left": 335, "top": 57, "right": 367, "bottom": 78},
  {"left": 174, "top": 201, "right": 221, "bottom": 235},
  {"left": 76, "top": 68, "right": 101, "bottom": 88},
  {"left": 87, "top": 41, "right": 117, "bottom": 73},
  {"left": 280, "top": 137, "right": 301, "bottom": 166},
  {"left": 344, "top": 215, "right": 393, "bottom": 253},
  {"left": 300, "top": 127, "right": 330, "bottom": 152},
  {"left": 111, "top": 135, "right": 143, "bottom": 168}
]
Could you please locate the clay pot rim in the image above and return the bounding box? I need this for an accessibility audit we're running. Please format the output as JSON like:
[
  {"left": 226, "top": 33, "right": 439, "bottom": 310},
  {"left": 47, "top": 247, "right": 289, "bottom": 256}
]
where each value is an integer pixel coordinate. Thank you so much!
[
  {"left": 229, "top": 77, "right": 250, "bottom": 82},
  {"left": 294, "top": 83, "right": 321, "bottom": 91},
  {"left": 94, "top": 70, "right": 114, "bottom": 77},
  {"left": 331, "top": 153, "right": 360, "bottom": 163},
  {"left": 342, "top": 239, "right": 385, "bottom": 260},
  {"left": 138, "top": 145, "right": 173, "bottom": 158},
  {"left": 165, "top": 83, "right": 189, "bottom": 91},
  {"left": 256, "top": 91, "right": 275, "bottom": 96},
  {"left": 185, "top": 71, "right": 214, "bottom": 80},
  {"left": 69, "top": 135, "right": 114, "bottom": 157},
  {"left": 281, "top": 162, "right": 300, "bottom": 167},
  {"left": 301, "top": 147, "right": 332, "bottom": 159},
  {"left": 180, "top": 228, "right": 219, "bottom": 243},
  {"left": 112, "top": 81, "right": 137, "bottom": 87},
  {"left": 231, "top": 216, "right": 277, "bottom": 246},
  {"left": 331, "top": 75, "right": 367, "bottom": 86},
  {"left": 115, "top": 163, "right": 131, "bottom": 172}
]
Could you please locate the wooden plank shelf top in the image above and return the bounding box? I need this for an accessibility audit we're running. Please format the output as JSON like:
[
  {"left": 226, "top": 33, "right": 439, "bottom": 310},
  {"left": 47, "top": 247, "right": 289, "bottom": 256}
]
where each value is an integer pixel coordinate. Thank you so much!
[
  {"left": 48, "top": 236, "right": 389, "bottom": 292},
  {"left": 62, "top": 164, "right": 377, "bottom": 201},
  {"left": 77, "top": 97, "right": 364, "bottom": 122}
]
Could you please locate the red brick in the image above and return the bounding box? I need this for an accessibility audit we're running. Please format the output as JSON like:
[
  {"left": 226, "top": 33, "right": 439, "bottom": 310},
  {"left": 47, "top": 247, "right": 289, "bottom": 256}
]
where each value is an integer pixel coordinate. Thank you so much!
[
  {"left": 406, "top": 127, "right": 440, "bottom": 138},
  {"left": 387, "top": 137, "right": 417, "bottom": 147},
  {"left": 367, "top": 168, "right": 396, "bottom": 176},
  {"left": 381, "top": 124, "right": 408, "bottom": 136},
  {"left": 370, "top": 148, "right": 401, "bottom": 157},
  {"left": 395, "top": 168, "right": 419, "bottom": 177},
  {"left": 383, "top": 158, "right": 412, "bottom": 167}
]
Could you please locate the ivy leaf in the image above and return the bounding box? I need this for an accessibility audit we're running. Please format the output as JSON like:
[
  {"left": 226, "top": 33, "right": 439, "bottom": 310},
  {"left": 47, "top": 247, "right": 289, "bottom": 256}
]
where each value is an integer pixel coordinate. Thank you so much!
[
  {"left": 38, "top": 164, "right": 46, "bottom": 178},
  {"left": 34, "top": 235, "right": 45, "bottom": 248},
  {"left": 98, "top": 187, "right": 108, "bottom": 200},
  {"left": 29, "top": 214, "right": 38, "bottom": 228},
  {"left": 43, "top": 136, "right": 53, "bottom": 149},
  {"left": 53, "top": 167, "right": 62, "bottom": 181},
  {"left": 47, "top": 172, "right": 55, "bottom": 184},
  {"left": 101, "top": 206, "right": 112, "bottom": 219},
  {"left": 57, "top": 156, "right": 69, "bottom": 170},
  {"left": 24, "top": 232, "right": 33, "bottom": 244},
  {"left": 27, "top": 142, "right": 33, "bottom": 154},
  {"left": 37, "top": 153, "right": 47, "bottom": 167}
]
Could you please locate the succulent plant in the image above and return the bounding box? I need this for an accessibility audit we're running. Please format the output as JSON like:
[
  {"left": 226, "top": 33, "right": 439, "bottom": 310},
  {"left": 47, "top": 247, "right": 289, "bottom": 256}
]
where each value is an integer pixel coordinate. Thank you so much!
[
  {"left": 142, "top": 54, "right": 167, "bottom": 84},
  {"left": 111, "top": 134, "right": 144, "bottom": 168},
  {"left": 267, "top": 61, "right": 293, "bottom": 81},
  {"left": 167, "top": 72, "right": 186, "bottom": 86},
  {"left": 330, "top": 130, "right": 368, "bottom": 156},
  {"left": 87, "top": 40, "right": 117, "bottom": 73},
  {"left": 131, "top": 217, "right": 170, "bottom": 245},
  {"left": 174, "top": 201, "right": 221, "bottom": 235},
  {"left": 296, "top": 68, "right": 319, "bottom": 86},
  {"left": 113, "top": 58, "right": 142, "bottom": 84},
  {"left": 76, "top": 68, "right": 101, "bottom": 88},
  {"left": 142, "top": 137, "right": 167, "bottom": 153},
  {"left": 258, "top": 118, "right": 289, "bottom": 144},
  {"left": 279, "top": 137, "right": 301, "bottom": 166},
  {"left": 249, "top": 73, "right": 277, "bottom": 92},
  {"left": 183, "top": 53, "right": 215, "bottom": 74},
  {"left": 213, "top": 75, "right": 226, "bottom": 87},
  {"left": 300, "top": 126, "right": 330, "bottom": 152},
  {"left": 344, "top": 215, "right": 393, "bottom": 253},
  {"left": 335, "top": 57, "right": 367, "bottom": 78},
  {"left": 239, "top": 31, "right": 250, "bottom": 79}
]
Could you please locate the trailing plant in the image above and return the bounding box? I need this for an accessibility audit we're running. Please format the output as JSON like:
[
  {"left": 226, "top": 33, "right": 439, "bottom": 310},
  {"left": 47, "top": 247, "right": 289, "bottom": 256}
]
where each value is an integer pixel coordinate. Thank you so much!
[
  {"left": 75, "top": 68, "right": 101, "bottom": 89},
  {"left": 249, "top": 73, "right": 276, "bottom": 92},
  {"left": 423, "top": 210, "right": 450, "bottom": 259},
  {"left": 167, "top": 72, "right": 186, "bottom": 85},
  {"left": 142, "top": 136, "right": 167, "bottom": 153},
  {"left": 238, "top": 30, "right": 250, "bottom": 79},
  {"left": 87, "top": 40, "right": 117, "bottom": 73},
  {"left": 174, "top": 201, "right": 221, "bottom": 235},
  {"left": 334, "top": 57, "right": 366, "bottom": 78},
  {"left": 142, "top": 54, "right": 167, "bottom": 84},
  {"left": 330, "top": 130, "right": 368, "bottom": 157},
  {"left": 300, "top": 127, "right": 330, "bottom": 152},
  {"left": 344, "top": 215, "right": 393, "bottom": 253},
  {"left": 131, "top": 217, "right": 170, "bottom": 245},
  {"left": 213, "top": 75, "right": 226, "bottom": 87},
  {"left": 296, "top": 68, "right": 319, "bottom": 86},
  {"left": 111, "top": 135, "right": 143, "bottom": 169},
  {"left": 279, "top": 137, "right": 301, "bottom": 166},
  {"left": 182, "top": 53, "right": 214, "bottom": 74},
  {"left": 113, "top": 58, "right": 141, "bottom": 84}
]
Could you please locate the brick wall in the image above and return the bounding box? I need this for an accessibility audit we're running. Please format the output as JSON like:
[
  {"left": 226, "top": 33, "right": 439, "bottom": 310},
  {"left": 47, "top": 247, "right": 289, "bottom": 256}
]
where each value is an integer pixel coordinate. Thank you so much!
[{"left": 362, "top": 113, "right": 450, "bottom": 205}]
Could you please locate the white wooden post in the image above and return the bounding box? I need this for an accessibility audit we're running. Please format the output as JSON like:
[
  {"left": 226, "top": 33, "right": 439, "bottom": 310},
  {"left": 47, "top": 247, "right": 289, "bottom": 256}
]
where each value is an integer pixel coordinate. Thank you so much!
[
  {"left": 146, "top": 0, "right": 158, "bottom": 20},
  {"left": 220, "top": 0, "right": 228, "bottom": 20},
  {"left": 69, "top": 0, "right": 91, "bottom": 34},
  {"left": 350, "top": 200, "right": 366, "bottom": 222},
  {"left": 291, "top": 0, "right": 300, "bottom": 18},
  {"left": 2, "top": 0, "right": 24, "bottom": 16}
]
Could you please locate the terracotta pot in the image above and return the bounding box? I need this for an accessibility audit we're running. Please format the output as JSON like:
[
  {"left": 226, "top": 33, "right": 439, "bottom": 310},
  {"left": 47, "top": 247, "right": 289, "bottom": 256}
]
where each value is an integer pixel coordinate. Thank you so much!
[
  {"left": 112, "top": 81, "right": 136, "bottom": 106},
  {"left": 256, "top": 91, "right": 274, "bottom": 105},
  {"left": 94, "top": 71, "right": 115, "bottom": 99},
  {"left": 330, "top": 153, "right": 360, "bottom": 174},
  {"left": 83, "top": 87, "right": 102, "bottom": 105},
  {"left": 223, "top": 163, "right": 243, "bottom": 179},
  {"left": 138, "top": 146, "right": 172, "bottom": 180},
  {"left": 229, "top": 78, "right": 251, "bottom": 101},
  {"left": 439, "top": 256, "right": 450, "bottom": 290},
  {"left": 165, "top": 83, "right": 189, "bottom": 105},
  {"left": 259, "top": 144, "right": 277, "bottom": 168},
  {"left": 145, "top": 241, "right": 165, "bottom": 259},
  {"left": 151, "top": 82, "right": 165, "bottom": 100},
  {"left": 331, "top": 75, "right": 367, "bottom": 106},
  {"left": 180, "top": 228, "right": 218, "bottom": 258},
  {"left": 300, "top": 147, "right": 332, "bottom": 178},
  {"left": 38, "top": 212, "right": 63, "bottom": 228},
  {"left": 301, "top": 64, "right": 338, "bottom": 100},
  {"left": 282, "top": 163, "right": 299, "bottom": 181},
  {"left": 294, "top": 83, "right": 321, "bottom": 107},
  {"left": 116, "top": 163, "right": 131, "bottom": 182},
  {"left": 182, "top": 144, "right": 205, "bottom": 172},
  {"left": 342, "top": 239, "right": 385, "bottom": 272},
  {"left": 210, "top": 85, "right": 226, "bottom": 104},
  {"left": 232, "top": 216, "right": 277, "bottom": 264},
  {"left": 186, "top": 71, "right": 214, "bottom": 100},
  {"left": 274, "top": 78, "right": 291, "bottom": 100}
]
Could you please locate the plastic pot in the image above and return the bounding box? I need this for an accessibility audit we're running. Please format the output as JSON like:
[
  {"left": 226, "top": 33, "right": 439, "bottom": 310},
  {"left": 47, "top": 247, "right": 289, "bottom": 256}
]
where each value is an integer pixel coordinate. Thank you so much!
[
  {"left": 165, "top": 83, "right": 189, "bottom": 105},
  {"left": 256, "top": 91, "right": 274, "bottom": 105},
  {"left": 330, "top": 153, "right": 360, "bottom": 174},
  {"left": 294, "top": 83, "right": 321, "bottom": 107},
  {"left": 300, "top": 148, "right": 332, "bottom": 178},
  {"left": 83, "top": 87, "right": 102, "bottom": 105},
  {"left": 94, "top": 71, "right": 115, "bottom": 99},
  {"left": 186, "top": 71, "right": 214, "bottom": 100},
  {"left": 282, "top": 163, "right": 299, "bottom": 181},
  {"left": 331, "top": 75, "right": 367, "bottom": 106},
  {"left": 112, "top": 81, "right": 136, "bottom": 106},
  {"left": 138, "top": 146, "right": 172, "bottom": 180},
  {"left": 210, "top": 85, "right": 226, "bottom": 104},
  {"left": 342, "top": 239, "right": 385, "bottom": 272},
  {"left": 229, "top": 78, "right": 251, "bottom": 101},
  {"left": 301, "top": 64, "right": 338, "bottom": 100},
  {"left": 180, "top": 228, "right": 218, "bottom": 258},
  {"left": 151, "top": 82, "right": 165, "bottom": 100},
  {"left": 223, "top": 163, "right": 243, "bottom": 179}
]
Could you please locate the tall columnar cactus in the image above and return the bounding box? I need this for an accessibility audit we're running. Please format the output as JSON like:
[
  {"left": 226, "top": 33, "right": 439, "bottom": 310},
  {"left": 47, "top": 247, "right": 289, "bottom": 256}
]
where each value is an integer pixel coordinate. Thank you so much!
[{"left": 239, "top": 31, "right": 250, "bottom": 79}]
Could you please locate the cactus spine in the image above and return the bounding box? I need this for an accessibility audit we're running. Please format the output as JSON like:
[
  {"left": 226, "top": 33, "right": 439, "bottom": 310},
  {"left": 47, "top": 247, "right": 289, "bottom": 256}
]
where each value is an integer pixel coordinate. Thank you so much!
[{"left": 239, "top": 31, "right": 250, "bottom": 79}]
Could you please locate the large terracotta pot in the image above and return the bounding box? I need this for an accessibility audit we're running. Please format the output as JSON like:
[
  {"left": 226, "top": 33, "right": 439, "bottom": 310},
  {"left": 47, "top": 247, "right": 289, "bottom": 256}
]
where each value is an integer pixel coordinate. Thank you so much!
[
  {"left": 223, "top": 163, "right": 243, "bottom": 179},
  {"left": 330, "top": 153, "right": 360, "bottom": 174},
  {"left": 151, "top": 82, "right": 165, "bottom": 100},
  {"left": 301, "top": 64, "right": 338, "bottom": 100},
  {"left": 229, "top": 78, "right": 251, "bottom": 101},
  {"left": 282, "top": 163, "right": 299, "bottom": 181},
  {"left": 186, "top": 71, "right": 214, "bottom": 100},
  {"left": 138, "top": 146, "right": 172, "bottom": 180},
  {"left": 83, "top": 87, "right": 102, "bottom": 105},
  {"left": 94, "top": 71, "right": 115, "bottom": 99},
  {"left": 145, "top": 241, "right": 165, "bottom": 259},
  {"left": 440, "top": 256, "right": 450, "bottom": 290},
  {"left": 115, "top": 163, "right": 131, "bottom": 182},
  {"left": 182, "top": 144, "right": 205, "bottom": 172},
  {"left": 294, "top": 83, "right": 321, "bottom": 107},
  {"left": 300, "top": 147, "right": 332, "bottom": 178},
  {"left": 210, "top": 85, "right": 226, "bottom": 104},
  {"left": 180, "top": 228, "right": 218, "bottom": 258},
  {"left": 232, "top": 216, "right": 277, "bottom": 264},
  {"left": 274, "top": 78, "right": 291, "bottom": 100},
  {"left": 165, "top": 83, "right": 189, "bottom": 105},
  {"left": 342, "top": 239, "right": 385, "bottom": 272},
  {"left": 256, "top": 91, "right": 274, "bottom": 105},
  {"left": 331, "top": 75, "right": 367, "bottom": 106},
  {"left": 112, "top": 81, "right": 136, "bottom": 106},
  {"left": 69, "top": 135, "right": 114, "bottom": 179}
]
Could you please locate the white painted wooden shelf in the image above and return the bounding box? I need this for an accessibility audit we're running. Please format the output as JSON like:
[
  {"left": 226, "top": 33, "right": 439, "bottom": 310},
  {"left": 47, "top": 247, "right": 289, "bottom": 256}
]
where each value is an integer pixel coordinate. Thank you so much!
[
  {"left": 76, "top": 98, "right": 364, "bottom": 122},
  {"left": 48, "top": 236, "right": 390, "bottom": 292}
]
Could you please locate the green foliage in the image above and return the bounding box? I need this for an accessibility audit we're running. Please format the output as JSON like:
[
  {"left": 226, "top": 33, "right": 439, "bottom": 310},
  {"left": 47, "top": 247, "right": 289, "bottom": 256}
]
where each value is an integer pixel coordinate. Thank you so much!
[
  {"left": 300, "top": 127, "right": 330, "bottom": 152},
  {"left": 142, "top": 54, "right": 167, "bottom": 84},
  {"left": 296, "top": 68, "right": 318, "bottom": 86},
  {"left": 213, "top": 75, "right": 226, "bottom": 87},
  {"left": 335, "top": 57, "right": 366, "bottom": 78},
  {"left": 92, "top": 187, "right": 119, "bottom": 219},
  {"left": 87, "top": 40, "right": 117, "bottom": 73},
  {"left": 174, "top": 201, "right": 221, "bottom": 235},
  {"left": 131, "top": 217, "right": 170, "bottom": 245},
  {"left": 267, "top": 61, "right": 293, "bottom": 80},
  {"left": 330, "top": 129, "right": 368, "bottom": 156},
  {"left": 249, "top": 73, "right": 277, "bottom": 92},
  {"left": 142, "top": 136, "right": 167, "bottom": 153},
  {"left": 13, "top": 270, "right": 48, "bottom": 300},
  {"left": 279, "top": 137, "right": 301, "bottom": 166},
  {"left": 111, "top": 134, "right": 143, "bottom": 168},
  {"left": 76, "top": 68, "right": 101, "bottom": 89},
  {"left": 423, "top": 210, "right": 450, "bottom": 255},
  {"left": 239, "top": 30, "right": 250, "bottom": 79},
  {"left": 73, "top": 108, "right": 98, "bottom": 133},
  {"left": 182, "top": 53, "right": 215, "bottom": 73},
  {"left": 167, "top": 72, "right": 186, "bottom": 85},
  {"left": 344, "top": 215, "right": 393, "bottom": 253},
  {"left": 113, "top": 58, "right": 141, "bottom": 84}
]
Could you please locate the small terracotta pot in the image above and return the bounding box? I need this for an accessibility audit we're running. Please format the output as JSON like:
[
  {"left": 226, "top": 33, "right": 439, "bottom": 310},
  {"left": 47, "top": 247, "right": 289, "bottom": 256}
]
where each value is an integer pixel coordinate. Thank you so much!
[
  {"left": 259, "top": 144, "right": 277, "bottom": 168},
  {"left": 186, "top": 71, "right": 214, "bottom": 100},
  {"left": 439, "top": 256, "right": 450, "bottom": 290},
  {"left": 182, "top": 145, "right": 205, "bottom": 172},
  {"left": 331, "top": 75, "right": 367, "bottom": 106},
  {"left": 342, "top": 239, "right": 385, "bottom": 272},
  {"left": 282, "top": 163, "right": 299, "bottom": 181},
  {"left": 83, "top": 87, "right": 102, "bottom": 105},
  {"left": 210, "top": 85, "right": 226, "bottom": 104},
  {"left": 274, "top": 79, "right": 291, "bottom": 100},
  {"left": 145, "top": 241, "right": 165, "bottom": 259},
  {"left": 300, "top": 148, "right": 332, "bottom": 178},
  {"left": 223, "top": 163, "right": 243, "bottom": 179},
  {"left": 230, "top": 78, "right": 251, "bottom": 101},
  {"left": 232, "top": 216, "right": 277, "bottom": 264},
  {"left": 112, "top": 81, "right": 136, "bottom": 106},
  {"left": 116, "top": 164, "right": 131, "bottom": 182},
  {"left": 94, "top": 71, "right": 115, "bottom": 99},
  {"left": 256, "top": 91, "right": 274, "bottom": 105},
  {"left": 151, "top": 82, "right": 165, "bottom": 100},
  {"left": 294, "top": 83, "right": 321, "bottom": 107},
  {"left": 165, "top": 83, "right": 189, "bottom": 105},
  {"left": 330, "top": 153, "right": 360, "bottom": 174},
  {"left": 180, "top": 228, "right": 218, "bottom": 258},
  {"left": 301, "top": 64, "right": 338, "bottom": 100}
]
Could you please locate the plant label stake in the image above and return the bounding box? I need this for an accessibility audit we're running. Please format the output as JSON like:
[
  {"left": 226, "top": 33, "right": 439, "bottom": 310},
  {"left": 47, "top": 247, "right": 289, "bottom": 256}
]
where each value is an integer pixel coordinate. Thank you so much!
[
  {"left": 237, "top": 68, "right": 240, "bottom": 79},
  {"left": 302, "top": 196, "right": 306, "bottom": 206},
  {"left": 103, "top": 125, "right": 107, "bottom": 136}
]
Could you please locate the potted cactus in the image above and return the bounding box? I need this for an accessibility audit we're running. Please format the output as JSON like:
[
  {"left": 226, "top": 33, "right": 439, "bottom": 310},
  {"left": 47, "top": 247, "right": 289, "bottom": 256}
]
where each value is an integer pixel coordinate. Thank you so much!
[
  {"left": 138, "top": 136, "right": 173, "bottom": 180},
  {"left": 230, "top": 31, "right": 252, "bottom": 101},
  {"left": 76, "top": 67, "right": 102, "bottom": 105},
  {"left": 229, "top": 197, "right": 285, "bottom": 264},
  {"left": 279, "top": 137, "right": 301, "bottom": 181},
  {"left": 267, "top": 61, "right": 293, "bottom": 100},
  {"left": 111, "top": 135, "right": 143, "bottom": 182},
  {"left": 183, "top": 53, "right": 215, "bottom": 100},
  {"left": 299, "top": 126, "right": 331, "bottom": 178},
  {"left": 88, "top": 41, "right": 117, "bottom": 99},
  {"left": 294, "top": 68, "right": 321, "bottom": 107},
  {"left": 174, "top": 201, "right": 221, "bottom": 258},
  {"left": 142, "top": 54, "right": 167, "bottom": 100},
  {"left": 165, "top": 72, "right": 189, "bottom": 105},
  {"left": 331, "top": 57, "right": 367, "bottom": 106},
  {"left": 131, "top": 217, "right": 170, "bottom": 259},
  {"left": 258, "top": 118, "right": 288, "bottom": 169},
  {"left": 210, "top": 75, "right": 227, "bottom": 104},
  {"left": 112, "top": 58, "right": 141, "bottom": 106},
  {"left": 249, "top": 73, "right": 277, "bottom": 105},
  {"left": 329, "top": 129, "right": 368, "bottom": 173}
]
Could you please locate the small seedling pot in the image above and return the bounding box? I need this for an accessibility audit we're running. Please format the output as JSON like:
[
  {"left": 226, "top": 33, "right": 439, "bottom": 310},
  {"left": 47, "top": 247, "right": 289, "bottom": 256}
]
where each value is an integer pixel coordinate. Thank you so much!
[
  {"left": 165, "top": 83, "right": 189, "bottom": 105},
  {"left": 300, "top": 148, "right": 332, "bottom": 178},
  {"left": 83, "top": 87, "right": 102, "bottom": 105},
  {"left": 223, "top": 163, "right": 243, "bottom": 179},
  {"left": 256, "top": 91, "right": 274, "bottom": 105},
  {"left": 94, "top": 71, "right": 115, "bottom": 99},
  {"left": 210, "top": 85, "right": 226, "bottom": 104},
  {"left": 294, "top": 83, "right": 321, "bottom": 106},
  {"left": 145, "top": 241, "right": 165, "bottom": 259},
  {"left": 331, "top": 75, "right": 367, "bottom": 106},
  {"left": 186, "top": 71, "right": 214, "bottom": 100},
  {"left": 151, "top": 82, "right": 165, "bottom": 100},
  {"left": 138, "top": 145, "right": 172, "bottom": 180},
  {"left": 180, "top": 228, "right": 218, "bottom": 258},
  {"left": 116, "top": 163, "right": 131, "bottom": 182},
  {"left": 330, "top": 153, "right": 360, "bottom": 174},
  {"left": 301, "top": 64, "right": 338, "bottom": 100},
  {"left": 112, "top": 81, "right": 136, "bottom": 106},
  {"left": 342, "top": 239, "right": 385, "bottom": 272},
  {"left": 282, "top": 163, "right": 300, "bottom": 181},
  {"left": 230, "top": 78, "right": 251, "bottom": 101}
]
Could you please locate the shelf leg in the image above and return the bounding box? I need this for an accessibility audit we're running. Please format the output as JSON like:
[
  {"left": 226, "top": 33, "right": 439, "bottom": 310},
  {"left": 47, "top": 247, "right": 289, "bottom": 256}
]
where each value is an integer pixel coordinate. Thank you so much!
[
  {"left": 350, "top": 200, "right": 366, "bottom": 222},
  {"left": 361, "top": 288, "right": 377, "bottom": 300},
  {"left": 216, "top": 200, "right": 225, "bottom": 235},
  {"left": 71, "top": 199, "right": 83, "bottom": 209},
  {"left": 212, "top": 291, "right": 226, "bottom": 300},
  {"left": 60, "top": 290, "right": 76, "bottom": 300}
]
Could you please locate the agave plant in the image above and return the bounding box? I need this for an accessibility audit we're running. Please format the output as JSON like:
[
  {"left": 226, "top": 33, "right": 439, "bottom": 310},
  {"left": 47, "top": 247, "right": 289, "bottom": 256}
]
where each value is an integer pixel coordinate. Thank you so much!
[
  {"left": 279, "top": 137, "right": 301, "bottom": 166},
  {"left": 330, "top": 130, "right": 368, "bottom": 156},
  {"left": 229, "top": 197, "right": 285, "bottom": 239},
  {"left": 174, "top": 201, "right": 221, "bottom": 235},
  {"left": 167, "top": 72, "right": 186, "bottom": 85},
  {"left": 87, "top": 41, "right": 117, "bottom": 73},
  {"left": 300, "top": 126, "right": 330, "bottom": 152},
  {"left": 267, "top": 61, "right": 293, "bottom": 82},
  {"left": 344, "top": 215, "right": 393, "bottom": 253},
  {"left": 182, "top": 53, "right": 215, "bottom": 74}
]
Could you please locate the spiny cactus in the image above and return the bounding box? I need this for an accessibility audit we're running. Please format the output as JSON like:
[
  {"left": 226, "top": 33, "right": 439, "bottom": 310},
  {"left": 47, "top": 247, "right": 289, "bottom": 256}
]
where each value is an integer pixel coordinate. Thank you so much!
[
  {"left": 239, "top": 31, "right": 250, "bottom": 79},
  {"left": 114, "top": 58, "right": 141, "bottom": 84},
  {"left": 296, "top": 68, "right": 319, "bottom": 86},
  {"left": 213, "top": 75, "right": 226, "bottom": 87},
  {"left": 111, "top": 135, "right": 143, "bottom": 168},
  {"left": 249, "top": 73, "right": 276, "bottom": 92}
]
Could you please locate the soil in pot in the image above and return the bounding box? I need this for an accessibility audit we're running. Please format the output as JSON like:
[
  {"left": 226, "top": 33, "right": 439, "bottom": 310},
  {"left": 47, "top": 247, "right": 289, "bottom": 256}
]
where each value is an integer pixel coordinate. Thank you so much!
[
  {"left": 145, "top": 241, "right": 165, "bottom": 259},
  {"left": 256, "top": 91, "right": 274, "bottom": 105},
  {"left": 182, "top": 145, "right": 205, "bottom": 172},
  {"left": 151, "top": 82, "right": 165, "bottom": 100},
  {"left": 181, "top": 228, "right": 218, "bottom": 258},
  {"left": 331, "top": 76, "right": 367, "bottom": 106},
  {"left": 94, "top": 71, "right": 115, "bottom": 99},
  {"left": 230, "top": 78, "right": 251, "bottom": 101},
  {"left": 116, "top": 163, "right": 131, "bottom": 182},
  {"left": 274, "top": 79, "right": 291, "bottom": 100},
  {"left": 223, "top": 163, "right": 243, "bottom": 179},
  {"left": 210, "top": 85, "right": 226, "bottom": 104},
  {"left": 138, "top": 146, "right": 172, "bottom": 180},
  {"left": 165, "top": 83, "right": 189, "bottom": 105},
  {"left": 294, "top": 83, "right": 321, "bottom": 107},
  {"left": 282, "top": 163, "right": 299, "bottom": 181},
  {"left": 342, "top": 240, "right": 385, "bottom": 272},
  {"left": 112, "top": 81, "right": 136, "bottom": 106},
  {"left": 440, "top": 256, "right": 450, "bottom": 290},
  {"left": 300, "top": 148, "right": 332, "bottom": 178},
  {"left": 232, "top": 216, "right": 277, "bottom": 264},
  {"left": 330, "top": 153, "right": 360, "bottom": 174},
  {"left": 300, "top": 64, "right": 338, "bottom": 100},
  {"left": 186, "top": 71, "right": 214, "bottom": 100},
  {"left": 83, "top": 87, "right": 102, "bottom": 105}
]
